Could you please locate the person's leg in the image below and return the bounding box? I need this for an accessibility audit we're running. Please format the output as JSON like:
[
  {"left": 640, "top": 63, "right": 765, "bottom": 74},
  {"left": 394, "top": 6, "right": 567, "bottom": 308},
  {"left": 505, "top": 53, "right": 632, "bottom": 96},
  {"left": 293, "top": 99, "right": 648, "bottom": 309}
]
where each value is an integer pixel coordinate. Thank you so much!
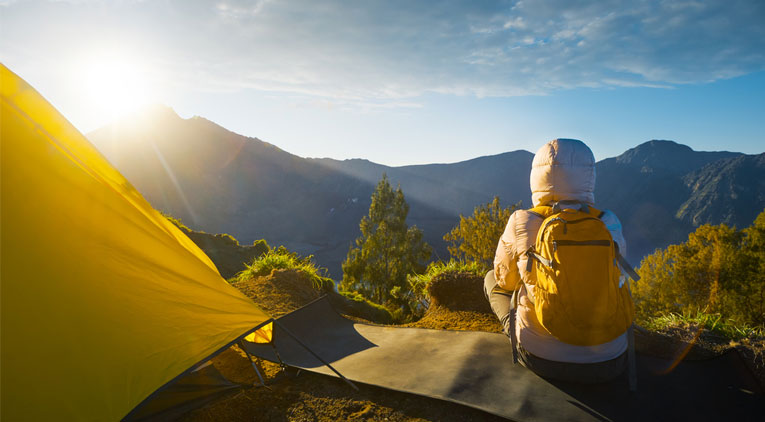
[
  {"left": 517, "top": 345, "right": 627, "bottom": 383},
  {"left": 484, "top": 270, "right": 515, "bottom": 336},
  {"left": 485, "top": 271, "right": 626, "bottom": 383}
]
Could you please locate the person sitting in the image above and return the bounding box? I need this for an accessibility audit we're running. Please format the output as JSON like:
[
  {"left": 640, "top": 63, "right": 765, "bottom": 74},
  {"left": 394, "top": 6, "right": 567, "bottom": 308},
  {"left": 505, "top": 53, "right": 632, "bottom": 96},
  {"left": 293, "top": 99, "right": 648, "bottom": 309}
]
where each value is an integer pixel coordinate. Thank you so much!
[{"left": 484, "top": 138, "right": 633, "bottom": 383}]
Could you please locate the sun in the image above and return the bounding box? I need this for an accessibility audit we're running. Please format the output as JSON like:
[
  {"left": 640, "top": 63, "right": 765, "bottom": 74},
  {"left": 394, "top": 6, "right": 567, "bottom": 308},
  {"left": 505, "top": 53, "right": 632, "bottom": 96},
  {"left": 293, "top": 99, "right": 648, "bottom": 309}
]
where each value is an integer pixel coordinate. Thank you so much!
[{"left": 75, "top": 53, "right": 154, "bottom": 122}]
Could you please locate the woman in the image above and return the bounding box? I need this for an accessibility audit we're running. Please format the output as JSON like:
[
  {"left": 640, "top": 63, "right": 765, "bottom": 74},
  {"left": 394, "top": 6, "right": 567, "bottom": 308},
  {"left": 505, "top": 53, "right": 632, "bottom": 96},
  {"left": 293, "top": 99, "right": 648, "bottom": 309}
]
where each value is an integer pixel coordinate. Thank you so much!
[{"left": 484, "top": 138, "right": 630, "bottom": 383}]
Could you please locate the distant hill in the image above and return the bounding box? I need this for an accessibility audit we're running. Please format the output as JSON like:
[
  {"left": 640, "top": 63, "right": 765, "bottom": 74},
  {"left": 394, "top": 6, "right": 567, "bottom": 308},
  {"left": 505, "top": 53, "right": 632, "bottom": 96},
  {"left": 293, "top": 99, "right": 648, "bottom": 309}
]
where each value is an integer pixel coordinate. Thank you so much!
[
  {"left": 88, "top": 107, "right": 764, "bottom": 277},
  {"left": 311, "top": 150, "right": 534, "bottom": 217},
  {"left": 594, "top": 140, "right": 744, "bottom": 260},
  {"left": 678, "top": 153, "right": 765, "bottom": 228},
  {"left": 180, "top": 228, "right": 268, "bottom": 280},
  {"left": 88, "top": 106, "right": 455, "bottom": 277}
]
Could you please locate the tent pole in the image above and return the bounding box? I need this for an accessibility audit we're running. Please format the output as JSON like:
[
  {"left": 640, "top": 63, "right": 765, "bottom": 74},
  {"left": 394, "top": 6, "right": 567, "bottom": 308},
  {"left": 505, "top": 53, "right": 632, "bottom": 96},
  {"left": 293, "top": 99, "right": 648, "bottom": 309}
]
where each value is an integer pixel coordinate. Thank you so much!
[
  {"left": 239, "top": 340, "right": 268, "bottom": 388},
  {"left": 272, "top": 319, "right": 359, "bottom": 391}
]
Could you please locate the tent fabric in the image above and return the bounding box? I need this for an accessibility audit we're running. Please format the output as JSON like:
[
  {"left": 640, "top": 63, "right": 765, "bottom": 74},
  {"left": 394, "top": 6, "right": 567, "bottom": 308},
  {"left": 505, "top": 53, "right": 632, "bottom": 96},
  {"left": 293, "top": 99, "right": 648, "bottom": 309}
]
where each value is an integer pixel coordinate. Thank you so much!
[
  {"left": 126, "top": 363, "right": 242, "bottom": 422},
  {"left": 245, "top": 297, "right": 765, "bottom": 422},
  {"left": 0, "top": 64, "right": 270, "bottom": 421},
  {"left": 246, "top": 321, "right": 274, "bottom": 343}
]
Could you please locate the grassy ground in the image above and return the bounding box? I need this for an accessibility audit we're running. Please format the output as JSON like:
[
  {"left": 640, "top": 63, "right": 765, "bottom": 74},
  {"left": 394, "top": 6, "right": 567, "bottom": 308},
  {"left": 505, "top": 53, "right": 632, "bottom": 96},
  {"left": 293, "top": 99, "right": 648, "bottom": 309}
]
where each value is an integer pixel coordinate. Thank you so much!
[{"left": 635, "top": 312, "right": 764, "bottom": 385}]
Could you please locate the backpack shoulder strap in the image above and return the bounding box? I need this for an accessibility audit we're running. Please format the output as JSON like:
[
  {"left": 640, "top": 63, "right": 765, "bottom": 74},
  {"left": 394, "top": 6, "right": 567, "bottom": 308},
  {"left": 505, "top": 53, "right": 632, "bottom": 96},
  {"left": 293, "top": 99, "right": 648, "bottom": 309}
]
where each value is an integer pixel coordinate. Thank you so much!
[
  {"left": 527, "top": 205, "right": 554, "bottom": 219},
  {"left": 586, "top": 205, "right": 602, "bottom": 218}
]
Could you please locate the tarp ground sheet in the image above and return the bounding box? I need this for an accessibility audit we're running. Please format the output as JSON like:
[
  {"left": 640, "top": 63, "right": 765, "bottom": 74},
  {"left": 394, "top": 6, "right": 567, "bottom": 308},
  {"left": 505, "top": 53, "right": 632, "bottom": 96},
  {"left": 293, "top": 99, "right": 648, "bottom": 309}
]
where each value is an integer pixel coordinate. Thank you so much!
[
  {"left": 127, "top": 364, "right": 242, "bottom": 422},
  {"left": 245, "top": 297, "right": 764, "bottom": 422}
]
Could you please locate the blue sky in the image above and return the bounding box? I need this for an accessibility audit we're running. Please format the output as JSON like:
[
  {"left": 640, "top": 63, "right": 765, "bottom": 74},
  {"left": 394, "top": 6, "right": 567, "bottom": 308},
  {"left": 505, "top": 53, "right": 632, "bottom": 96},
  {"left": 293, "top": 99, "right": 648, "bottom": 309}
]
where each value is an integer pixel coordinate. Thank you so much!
[{"left": 2, "top": 0, "right": 764, "bottom": 165}]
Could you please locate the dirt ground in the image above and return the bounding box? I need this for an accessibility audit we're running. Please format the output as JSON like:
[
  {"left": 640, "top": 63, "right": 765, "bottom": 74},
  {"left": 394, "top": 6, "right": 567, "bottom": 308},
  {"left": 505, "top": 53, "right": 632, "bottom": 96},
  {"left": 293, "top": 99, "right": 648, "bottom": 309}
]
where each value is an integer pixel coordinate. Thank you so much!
[
  {"left": 180, "top": 270, "right": 763, "bottom": 421},
  {"left": 185, "top": 347, "right": 508, "bottom": 422}
]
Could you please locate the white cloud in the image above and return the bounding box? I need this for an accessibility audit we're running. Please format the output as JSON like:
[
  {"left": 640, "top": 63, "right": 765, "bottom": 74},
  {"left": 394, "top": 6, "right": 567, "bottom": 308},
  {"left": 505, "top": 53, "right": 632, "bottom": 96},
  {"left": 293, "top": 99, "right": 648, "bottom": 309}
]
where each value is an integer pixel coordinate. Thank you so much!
[
  {"left": 2, "top": 0, "right": 764, "bottom": 107},
  {"left": 503, "top": 16, "right": 526, "bottom": 30},
  {"left": 214, "top": 0, "right": 270, "bottom": 19}
]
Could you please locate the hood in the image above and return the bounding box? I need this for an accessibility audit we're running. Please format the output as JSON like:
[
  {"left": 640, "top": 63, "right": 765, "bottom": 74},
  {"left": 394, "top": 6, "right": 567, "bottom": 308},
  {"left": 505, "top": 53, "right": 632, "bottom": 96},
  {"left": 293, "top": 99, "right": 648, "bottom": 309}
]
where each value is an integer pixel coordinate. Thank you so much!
[{"left": 530, "top": 138, "right": 596, "bottom": 207}]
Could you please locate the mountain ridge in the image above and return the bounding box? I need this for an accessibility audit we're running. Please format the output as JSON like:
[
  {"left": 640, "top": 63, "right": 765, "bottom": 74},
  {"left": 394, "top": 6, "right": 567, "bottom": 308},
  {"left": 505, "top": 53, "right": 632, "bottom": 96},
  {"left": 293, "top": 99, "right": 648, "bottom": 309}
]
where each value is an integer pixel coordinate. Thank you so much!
[{"left": 88, "top": 106, "right": 765, "bottom": 277}]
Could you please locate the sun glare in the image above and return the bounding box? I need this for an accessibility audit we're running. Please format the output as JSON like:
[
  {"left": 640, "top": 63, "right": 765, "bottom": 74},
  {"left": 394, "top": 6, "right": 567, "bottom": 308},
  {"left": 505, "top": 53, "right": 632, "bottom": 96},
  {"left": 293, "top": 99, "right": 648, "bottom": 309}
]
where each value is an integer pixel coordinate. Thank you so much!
[{"left": 73, "top": 53, "right": 154, "bottom": 123}]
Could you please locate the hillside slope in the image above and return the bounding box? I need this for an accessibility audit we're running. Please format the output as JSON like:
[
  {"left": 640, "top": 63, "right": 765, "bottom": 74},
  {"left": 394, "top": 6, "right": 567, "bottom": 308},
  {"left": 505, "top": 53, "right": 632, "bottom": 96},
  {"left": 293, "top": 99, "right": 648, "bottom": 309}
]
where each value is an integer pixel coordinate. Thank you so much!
[
  {"left": 678, "top": 153, "right": 765, "bottom": 228},
  {"left": 175, "top": 227, "right": 268, "bottom": 280},
  {"left": 89, "top": 107, "right": 454, "bottom": 277},
  {"left": 594, "top": 140, "right": 744, "bottom": 260},
  {"left": 311, "top": 150, "right": 534, "bottom": 216}
]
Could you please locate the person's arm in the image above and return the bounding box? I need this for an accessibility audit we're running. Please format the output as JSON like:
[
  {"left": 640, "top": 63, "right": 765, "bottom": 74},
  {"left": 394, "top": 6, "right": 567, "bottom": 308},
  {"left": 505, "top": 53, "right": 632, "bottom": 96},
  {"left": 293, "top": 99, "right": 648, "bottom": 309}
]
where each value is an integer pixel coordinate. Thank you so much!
[
  {"left": 600, "top": 210, "right": 626, "bottom": 257},
  {"left": 493, "top": 211, "right": 522, "bottom": 290}
]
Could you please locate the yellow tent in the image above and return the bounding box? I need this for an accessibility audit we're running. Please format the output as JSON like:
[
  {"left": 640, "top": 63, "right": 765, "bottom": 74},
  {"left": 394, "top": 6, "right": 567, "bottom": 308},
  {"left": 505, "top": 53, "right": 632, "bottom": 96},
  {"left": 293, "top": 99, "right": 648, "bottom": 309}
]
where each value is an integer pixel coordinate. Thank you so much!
[{"left": 0, "top": 64, "right": 271, "bottom": 420}]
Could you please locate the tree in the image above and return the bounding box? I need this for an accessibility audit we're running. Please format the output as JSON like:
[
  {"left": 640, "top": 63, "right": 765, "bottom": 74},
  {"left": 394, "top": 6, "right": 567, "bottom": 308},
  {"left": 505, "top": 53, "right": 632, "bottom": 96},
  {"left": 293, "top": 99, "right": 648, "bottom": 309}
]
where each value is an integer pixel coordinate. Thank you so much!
[
  {"left": 341, "top": 174, "right": 432, "bottom": 307},
  {"left": 633, "top": 224, "right": 740, "bottom": 318},
  {"left": 741, "top": 210, "right": 765, "bottom": 326},
  {"left": 633, "top": 209, "right": 765, "bottom": 328},
  {"left": 443, "top": 197, "right": 520, "bottom": 269}
]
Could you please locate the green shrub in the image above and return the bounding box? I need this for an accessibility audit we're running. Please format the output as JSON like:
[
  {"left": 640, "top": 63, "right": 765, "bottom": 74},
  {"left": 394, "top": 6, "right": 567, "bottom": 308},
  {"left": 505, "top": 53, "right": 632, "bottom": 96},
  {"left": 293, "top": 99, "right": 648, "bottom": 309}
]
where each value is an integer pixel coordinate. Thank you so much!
[
  {"left": 248, "top": 239, "right": 269, "bottom": 258},
  {"left": 252, "top": 239, "right": 269, "bottom": 250},
  {"left": 634, "top": 209, "right": 765, "bottom": 329},
  {"left": 161, "top": 211, "right": 191, "bottom": 232},
  {"left": 216, "top": 233, "right": 239, "bottom": 246},
  {"left": 338, "top": 291, "right": 395, "bottom": 323},
  {"left": 236, "top": 246, "right": 334, "bottom": 292}
]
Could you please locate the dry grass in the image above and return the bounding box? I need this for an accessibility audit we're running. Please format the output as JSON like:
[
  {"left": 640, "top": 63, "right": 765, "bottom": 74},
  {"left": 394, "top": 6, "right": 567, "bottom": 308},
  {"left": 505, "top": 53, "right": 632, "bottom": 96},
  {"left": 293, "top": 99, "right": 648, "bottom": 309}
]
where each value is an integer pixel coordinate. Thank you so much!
[
  {"left": 407, "top": 305, "right": 502, "bottom": 333},
  {"left": 231, "top": 269, "right": 324, "bottom": 317}
]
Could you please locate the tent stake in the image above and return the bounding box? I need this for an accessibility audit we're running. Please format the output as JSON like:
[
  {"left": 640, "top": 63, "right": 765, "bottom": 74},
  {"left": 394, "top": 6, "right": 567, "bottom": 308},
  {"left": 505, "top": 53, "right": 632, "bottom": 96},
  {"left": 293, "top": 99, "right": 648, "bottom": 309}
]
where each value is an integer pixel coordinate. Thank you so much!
[{"left": 272, "top": 319, "right": 359, "bottom": 391}]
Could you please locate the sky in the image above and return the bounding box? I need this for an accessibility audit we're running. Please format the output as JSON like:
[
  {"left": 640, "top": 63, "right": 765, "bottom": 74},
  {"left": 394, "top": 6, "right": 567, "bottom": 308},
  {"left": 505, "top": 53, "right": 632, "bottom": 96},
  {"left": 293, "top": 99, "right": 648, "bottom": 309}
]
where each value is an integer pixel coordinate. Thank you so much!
[{"left": 1, "top": 0, "right": 764, "bottom": 166}]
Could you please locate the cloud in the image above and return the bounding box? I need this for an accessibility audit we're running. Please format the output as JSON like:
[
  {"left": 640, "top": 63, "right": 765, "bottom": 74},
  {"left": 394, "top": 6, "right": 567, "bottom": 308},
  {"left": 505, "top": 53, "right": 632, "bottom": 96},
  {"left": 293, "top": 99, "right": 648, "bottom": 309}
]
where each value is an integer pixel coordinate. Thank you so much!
[
  {"left": 214, "top": 0, "right": 270, "bottom": 19},
  {"left": 2, "top": 0, "right": 764, "bottom": 106}
]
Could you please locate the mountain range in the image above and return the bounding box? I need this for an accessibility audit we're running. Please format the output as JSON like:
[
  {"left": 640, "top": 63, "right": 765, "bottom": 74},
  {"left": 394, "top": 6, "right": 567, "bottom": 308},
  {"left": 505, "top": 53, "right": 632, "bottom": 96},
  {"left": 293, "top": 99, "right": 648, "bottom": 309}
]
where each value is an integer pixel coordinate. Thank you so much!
[{"left": 88, "top": 106, "right": 765, "bottom": 278}]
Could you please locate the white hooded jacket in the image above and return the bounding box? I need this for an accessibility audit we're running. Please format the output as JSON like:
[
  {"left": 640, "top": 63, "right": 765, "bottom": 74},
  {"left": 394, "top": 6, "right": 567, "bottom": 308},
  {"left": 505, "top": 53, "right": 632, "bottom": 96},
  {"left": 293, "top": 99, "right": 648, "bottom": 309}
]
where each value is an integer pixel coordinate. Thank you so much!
[{"left": 493, "top": 139, "right": 627, "bottom": 363}]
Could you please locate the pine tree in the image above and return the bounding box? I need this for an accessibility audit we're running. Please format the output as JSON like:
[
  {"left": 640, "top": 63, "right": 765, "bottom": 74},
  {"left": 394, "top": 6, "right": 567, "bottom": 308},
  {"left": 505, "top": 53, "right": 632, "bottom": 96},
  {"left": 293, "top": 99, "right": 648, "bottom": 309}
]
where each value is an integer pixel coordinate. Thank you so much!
[{"left": 341, "top": 174, "right": 431, "bottom": 306}]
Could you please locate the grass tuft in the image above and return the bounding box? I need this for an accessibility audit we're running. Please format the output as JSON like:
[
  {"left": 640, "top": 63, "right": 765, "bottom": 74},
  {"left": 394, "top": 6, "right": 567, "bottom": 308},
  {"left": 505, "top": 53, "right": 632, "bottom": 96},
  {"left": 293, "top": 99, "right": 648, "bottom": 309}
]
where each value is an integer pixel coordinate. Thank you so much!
[
  {"left": 408, "top": 259, "right": 485, "bottom": 294},
  {"left": 404, "top": 259, "right": 487, "bottom": 318},
  {"left": 409, "top": 259, "right": 485, "bottom": 285},
  {"left": 235, "top": 246, "right": 334, "bottom": 292},
  {"left": 641, "top": 310, "right": 764, "bottom": 341}
]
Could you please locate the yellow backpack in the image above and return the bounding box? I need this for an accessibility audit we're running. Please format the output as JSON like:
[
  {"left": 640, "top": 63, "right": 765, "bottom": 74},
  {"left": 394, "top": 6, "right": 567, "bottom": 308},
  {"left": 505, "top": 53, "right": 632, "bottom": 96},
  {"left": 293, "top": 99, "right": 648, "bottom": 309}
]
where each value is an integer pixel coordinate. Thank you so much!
[{"left": 525, "top": 203, "right": 638, "bottom": 346}]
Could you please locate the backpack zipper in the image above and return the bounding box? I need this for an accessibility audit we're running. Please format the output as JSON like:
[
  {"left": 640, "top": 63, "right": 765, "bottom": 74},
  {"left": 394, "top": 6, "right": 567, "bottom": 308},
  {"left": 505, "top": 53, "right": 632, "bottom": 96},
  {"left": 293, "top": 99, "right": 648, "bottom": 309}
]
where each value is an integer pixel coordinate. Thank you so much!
[{"left": 547, "top": 217, "right": 568, "bottom": 234}]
